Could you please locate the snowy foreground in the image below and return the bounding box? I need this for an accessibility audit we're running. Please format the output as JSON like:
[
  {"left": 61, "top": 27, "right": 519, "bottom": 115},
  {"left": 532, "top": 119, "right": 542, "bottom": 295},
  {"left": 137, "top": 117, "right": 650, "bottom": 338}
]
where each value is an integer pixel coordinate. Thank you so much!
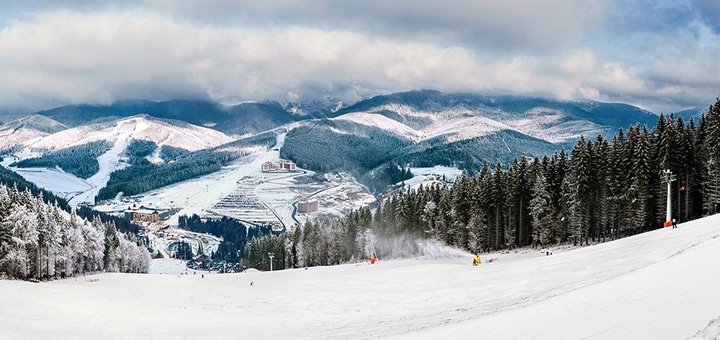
[{"left": 3, "top": 215, "right": 720, "bottom": 339}]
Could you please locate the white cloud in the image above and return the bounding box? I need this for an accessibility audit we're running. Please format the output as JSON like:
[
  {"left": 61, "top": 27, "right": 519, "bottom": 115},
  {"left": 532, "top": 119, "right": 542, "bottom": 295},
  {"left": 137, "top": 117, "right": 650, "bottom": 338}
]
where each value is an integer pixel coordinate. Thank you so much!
[{"left": 0, "top": 8, "right": 718, "bottom": 113}]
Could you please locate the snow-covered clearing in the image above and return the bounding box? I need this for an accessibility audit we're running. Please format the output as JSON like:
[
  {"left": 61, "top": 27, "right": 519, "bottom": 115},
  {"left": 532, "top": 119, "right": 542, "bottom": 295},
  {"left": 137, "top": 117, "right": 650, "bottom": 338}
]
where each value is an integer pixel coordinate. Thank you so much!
[
  {"left": 3, "top": 167, "right": 92, "bottom": 199},
  {"left": 401, "top": 166, "right": 464, "bottom": 189},
  {"left": 2, "top": 214, "right": 720, "bottom": 339}
]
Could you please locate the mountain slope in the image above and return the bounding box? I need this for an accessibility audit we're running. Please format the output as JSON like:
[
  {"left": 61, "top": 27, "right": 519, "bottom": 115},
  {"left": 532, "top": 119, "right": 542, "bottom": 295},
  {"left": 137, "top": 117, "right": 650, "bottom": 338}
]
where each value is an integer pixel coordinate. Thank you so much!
[
  {"left": 6, "top": 115, "right": 237, "bottom": 202},
  {"left": 334, "top": 90, "right": 658, "bottom": 144},
  {"left": 0, "top": 115, "right": 68, "bottom": 152},
  {"left": 1, "top": 214, "right": 719, "bottom": 339},
  {"left": 25, "top": 115, "right": 234, "bottom": 152}
]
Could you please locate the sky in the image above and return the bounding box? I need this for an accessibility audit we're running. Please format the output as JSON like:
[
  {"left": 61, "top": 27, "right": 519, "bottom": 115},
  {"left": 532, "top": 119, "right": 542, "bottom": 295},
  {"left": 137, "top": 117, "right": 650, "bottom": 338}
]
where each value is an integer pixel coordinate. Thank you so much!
[{"left": 0, "top": 0, "right": 718, "bottom": 114}]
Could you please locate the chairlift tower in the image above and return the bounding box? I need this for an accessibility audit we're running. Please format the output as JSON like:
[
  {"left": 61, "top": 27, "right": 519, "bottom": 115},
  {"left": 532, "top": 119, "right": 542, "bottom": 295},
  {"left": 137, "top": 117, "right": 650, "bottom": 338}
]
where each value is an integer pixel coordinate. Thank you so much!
[{"left": 662, "top": 169, "right": 676, "bottom": 227}]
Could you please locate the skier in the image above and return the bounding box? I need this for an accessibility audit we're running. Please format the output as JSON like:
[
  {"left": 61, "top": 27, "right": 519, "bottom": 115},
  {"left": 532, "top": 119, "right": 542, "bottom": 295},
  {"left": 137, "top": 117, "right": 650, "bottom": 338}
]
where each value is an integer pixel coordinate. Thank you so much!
[
  {"left": 472, "top": 255, "right": 481, "bottom": 266},
  {"left": 672, "top": 218, "right": 678, "bottom": 229}
]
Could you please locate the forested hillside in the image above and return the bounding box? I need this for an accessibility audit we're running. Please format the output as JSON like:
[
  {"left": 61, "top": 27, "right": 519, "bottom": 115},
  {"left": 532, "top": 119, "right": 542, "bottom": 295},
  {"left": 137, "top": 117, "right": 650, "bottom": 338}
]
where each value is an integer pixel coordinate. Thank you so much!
[
  {"left": 0, "top": 166, "right": 70, "bottom": 211},
  {"left": 96, "top": 131, "right": 277, "bottom": 201},
  {"left": 12, "top": 141, "right": 111, "bottom": 178},
  {"left": 281, "top": 119, "right": 413, "bottom": 172},
  {"left": 282, "top": 117, "right": 560, "bottom": 191},
  {"left": 244, "top": 98, "right": 720, "bottom": 269},
  {"left": 0, "top": 184, "right": 150, "bottom": 280}
]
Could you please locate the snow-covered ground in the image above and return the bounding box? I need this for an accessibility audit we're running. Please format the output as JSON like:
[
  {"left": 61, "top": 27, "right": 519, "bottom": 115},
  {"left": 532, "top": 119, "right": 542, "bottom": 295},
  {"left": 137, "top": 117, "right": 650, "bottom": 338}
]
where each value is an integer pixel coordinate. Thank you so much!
[
  {"left": 2, "top": 167, "right": 92, "bottom": 199},
  {"left": 148, "top": 259, "right": 188, "bottom": 275},
  {"left": 2, "top": 214, "right": 720, "bottom": 339},
  {"left": 401, "top": 166, "right": 464, "bottom": 189}
]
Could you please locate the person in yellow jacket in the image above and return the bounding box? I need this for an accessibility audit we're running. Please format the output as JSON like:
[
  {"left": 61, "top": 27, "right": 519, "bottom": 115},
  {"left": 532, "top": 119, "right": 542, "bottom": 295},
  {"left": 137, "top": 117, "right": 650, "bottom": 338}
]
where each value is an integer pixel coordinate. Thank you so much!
[{"left": 472, "top": 255, "right": 481, "bottom": 266}]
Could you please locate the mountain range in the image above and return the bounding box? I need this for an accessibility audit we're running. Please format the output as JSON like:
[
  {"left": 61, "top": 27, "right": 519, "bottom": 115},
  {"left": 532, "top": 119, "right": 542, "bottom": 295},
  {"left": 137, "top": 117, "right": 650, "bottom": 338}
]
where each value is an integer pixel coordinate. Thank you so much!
[{"left": 0, "top": 89, "right": 699, "bottom": 201}]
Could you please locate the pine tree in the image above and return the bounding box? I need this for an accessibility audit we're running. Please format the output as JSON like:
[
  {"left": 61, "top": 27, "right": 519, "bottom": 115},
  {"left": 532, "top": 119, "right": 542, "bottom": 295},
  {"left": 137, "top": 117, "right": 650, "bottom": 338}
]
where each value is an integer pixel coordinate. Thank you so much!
[
  {"left": 568, "top": 137, "right": 592, "bottom": 245},
  {"left": 704, "top": 99, "right": 720, "bottom": 213},
  {"left": 530, "top": 173, "right": 553, "bottom": 246},
  {"left": 628, "top": 126, "right": 653, "bottom": 234}
]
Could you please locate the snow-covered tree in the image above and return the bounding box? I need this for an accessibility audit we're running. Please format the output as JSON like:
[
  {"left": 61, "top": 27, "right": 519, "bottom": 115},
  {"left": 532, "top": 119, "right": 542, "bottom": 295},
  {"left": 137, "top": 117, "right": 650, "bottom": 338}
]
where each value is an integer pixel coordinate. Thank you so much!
[{"left": 530, "top": 173, "right": 554, "bottom": 246}]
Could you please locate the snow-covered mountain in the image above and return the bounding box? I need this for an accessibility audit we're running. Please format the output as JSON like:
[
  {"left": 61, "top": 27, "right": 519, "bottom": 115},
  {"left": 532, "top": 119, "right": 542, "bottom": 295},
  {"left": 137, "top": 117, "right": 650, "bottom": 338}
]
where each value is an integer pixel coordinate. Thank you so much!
[
  {"left": 332, "top": 90, "right": 658, "bottom": 144},
  {"left": 0, "top": 90, "right": 665, "bottom": 200},
  {"left": 1, "top": 115, "right": 238, "bottom": 204},
  {"left": 24, "top": 114, "right": 233, "bottom": 152},
  {"left": 0, "top": 115, "right": 67, "bottom": 152},
  {"left": 279, "top": 90, "right": 660, "bottom": 187}
]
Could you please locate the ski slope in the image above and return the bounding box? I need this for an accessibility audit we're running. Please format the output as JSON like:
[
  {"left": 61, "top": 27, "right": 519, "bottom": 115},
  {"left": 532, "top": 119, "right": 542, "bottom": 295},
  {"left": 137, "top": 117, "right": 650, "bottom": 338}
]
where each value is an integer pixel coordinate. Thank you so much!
[{"left": 2, "top": 214, "right": 720, "bottom": 339}]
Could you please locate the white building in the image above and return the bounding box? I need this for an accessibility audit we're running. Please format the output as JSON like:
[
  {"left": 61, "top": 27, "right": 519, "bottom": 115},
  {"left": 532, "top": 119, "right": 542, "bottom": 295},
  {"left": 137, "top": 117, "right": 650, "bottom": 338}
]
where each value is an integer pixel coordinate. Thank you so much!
[{"left": 261, "top": 160, "right": 298, "bottom": 172}]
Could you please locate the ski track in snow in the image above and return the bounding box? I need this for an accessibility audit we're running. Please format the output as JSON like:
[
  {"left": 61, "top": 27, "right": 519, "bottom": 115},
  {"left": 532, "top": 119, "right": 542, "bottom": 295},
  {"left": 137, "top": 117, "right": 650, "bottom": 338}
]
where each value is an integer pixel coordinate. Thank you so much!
[
  {"left": 69, "top": 122, "right": 133, "bottom": 205},
  {"left": 2, "top": 215, "right": 720, "bottom": 339}
]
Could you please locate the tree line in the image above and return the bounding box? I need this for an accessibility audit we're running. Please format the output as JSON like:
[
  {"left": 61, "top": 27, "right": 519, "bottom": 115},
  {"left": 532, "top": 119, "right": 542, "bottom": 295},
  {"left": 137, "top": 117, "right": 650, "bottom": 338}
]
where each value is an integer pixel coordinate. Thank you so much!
[
  {"left": 0, "top": 184, "right": 150, "bottom": 280},
  {"left": 242, "top": 98, "right": 720, "bottom": 269},
  {"left": 12, "top": 141, "right": 111, "bottom": 179}
]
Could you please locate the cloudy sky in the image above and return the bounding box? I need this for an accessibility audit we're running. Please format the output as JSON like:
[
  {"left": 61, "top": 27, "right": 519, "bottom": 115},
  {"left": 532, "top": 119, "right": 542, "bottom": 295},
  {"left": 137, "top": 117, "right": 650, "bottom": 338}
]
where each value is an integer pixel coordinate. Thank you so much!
[{"left": 0, "top": 0, "right": 718, "bottom": 113}]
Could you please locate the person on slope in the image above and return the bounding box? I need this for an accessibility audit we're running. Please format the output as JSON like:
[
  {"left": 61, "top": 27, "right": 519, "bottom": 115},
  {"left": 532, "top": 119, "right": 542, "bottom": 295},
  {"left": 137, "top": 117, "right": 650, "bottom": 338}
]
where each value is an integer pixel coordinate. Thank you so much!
[
  {"left": 672, "top": 218, "right": 678, "bottom": 229},
  {"left": 472, "top": 255, "right": 481, "bottom": 266}
]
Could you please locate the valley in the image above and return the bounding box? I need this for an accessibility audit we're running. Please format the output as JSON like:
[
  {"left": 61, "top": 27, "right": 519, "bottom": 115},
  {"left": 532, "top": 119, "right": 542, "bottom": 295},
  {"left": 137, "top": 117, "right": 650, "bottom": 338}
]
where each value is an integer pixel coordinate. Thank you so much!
[
  {"left": 92, "top": 131, "right": 374, "bottom": 229},
  {"left": 0, "top": 91, "right": 669, "bottom": 264}
]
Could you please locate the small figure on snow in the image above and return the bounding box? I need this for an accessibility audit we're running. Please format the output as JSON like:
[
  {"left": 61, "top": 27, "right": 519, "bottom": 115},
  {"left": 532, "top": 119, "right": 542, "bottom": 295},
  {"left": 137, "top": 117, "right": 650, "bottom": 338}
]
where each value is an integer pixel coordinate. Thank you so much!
[
  {"left": 472, "top": 255, "right": 481, "bottom": 266},
  {"left": 672, "top": 218, "right": 678, "bottom": 229},
  {"left": 250, "top": 281, "right": 254, "bottom": 286}
]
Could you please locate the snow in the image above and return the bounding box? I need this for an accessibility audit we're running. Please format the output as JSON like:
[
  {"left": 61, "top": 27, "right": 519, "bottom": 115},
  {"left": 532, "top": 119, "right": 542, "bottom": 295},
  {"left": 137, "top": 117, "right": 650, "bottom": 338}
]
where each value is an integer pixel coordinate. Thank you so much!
[
  {"left": 498, "top": 107, "right": 608, "bottom": 143},
  {"left": 0, "top": 127, "right": 46, "bottom": 151},
  {"left": 1, "top": 115, "right": 238, "bottom": 206},
  {"left": 401, "top": 166, "right": 464, "bottom": 189},
  {"left": 335, "top": 112, "right": 422, "bottom": 140},
  {"left": 3, "top": 214, "right": 720, "bottom": 339},
  {"left": 4, "top": 167, "right": 92, "bottom": 199},
  {"left": 68, "top": 123, "right": 133, "bottom": 205},
  {"left": 334, "top": 109, "right": 518, "bottom": 144},
  {"left": 26, "top": 115, "right": 233, "bottom": 152},
  {"left": 148, "top": 259, "right": 188, "bottom": 275},
  {"left": 333, "top": 104, "right": 613, "bottom": 145}
]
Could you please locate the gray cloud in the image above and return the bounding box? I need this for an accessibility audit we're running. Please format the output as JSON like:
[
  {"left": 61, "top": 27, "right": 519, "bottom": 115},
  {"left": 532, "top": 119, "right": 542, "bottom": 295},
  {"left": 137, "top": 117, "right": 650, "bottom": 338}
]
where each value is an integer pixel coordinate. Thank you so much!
[{"left": 0, "top": 2, "right": 718, "bottom": 114}]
